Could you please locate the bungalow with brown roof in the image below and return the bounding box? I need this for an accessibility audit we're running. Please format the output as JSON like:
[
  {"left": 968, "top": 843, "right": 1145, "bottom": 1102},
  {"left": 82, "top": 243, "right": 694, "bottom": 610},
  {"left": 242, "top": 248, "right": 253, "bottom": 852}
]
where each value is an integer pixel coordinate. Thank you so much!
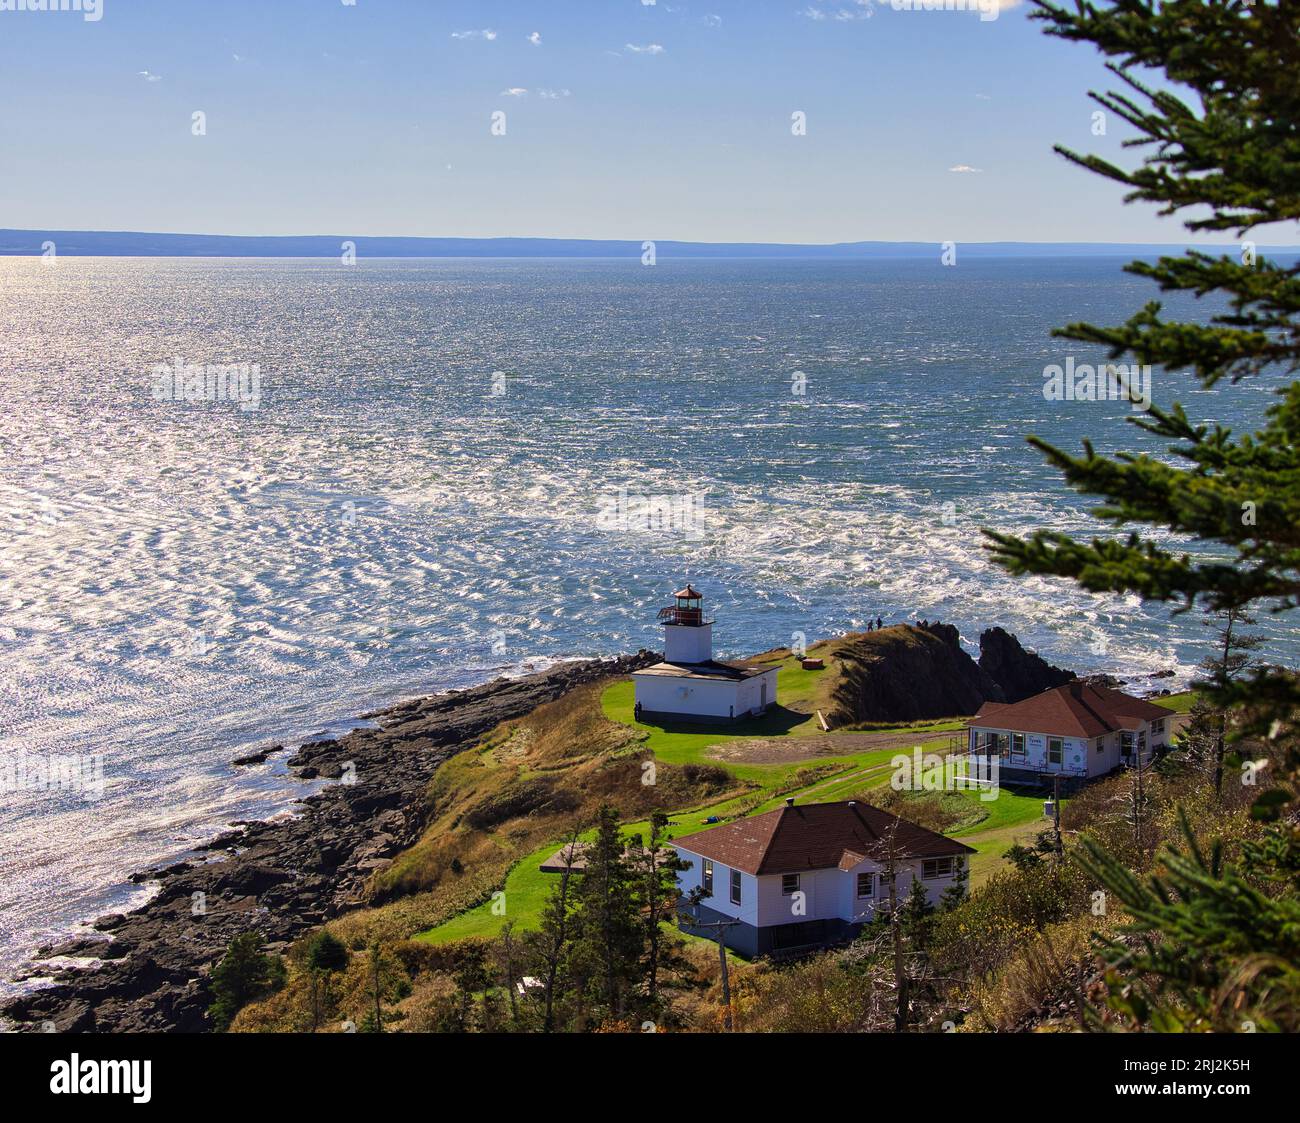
[
  {"left": 966, "top": 681, "right": 1172, "bottom": 784},
  {"left": 673, "top": 798, "right": 974, "bottom": 957}
]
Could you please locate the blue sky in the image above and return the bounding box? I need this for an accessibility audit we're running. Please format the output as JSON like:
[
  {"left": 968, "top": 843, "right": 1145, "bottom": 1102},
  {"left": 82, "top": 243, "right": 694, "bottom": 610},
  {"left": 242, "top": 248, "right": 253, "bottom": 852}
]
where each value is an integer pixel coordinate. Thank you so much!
[{"left": 0, "top": 0, "right": 1243, "bottom": 243}]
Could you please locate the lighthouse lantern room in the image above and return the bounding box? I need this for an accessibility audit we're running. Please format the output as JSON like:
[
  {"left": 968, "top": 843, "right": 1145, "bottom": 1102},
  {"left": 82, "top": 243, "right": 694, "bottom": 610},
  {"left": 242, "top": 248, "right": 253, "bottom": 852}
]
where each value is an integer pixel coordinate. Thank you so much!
[
  {"left": 632, "top": 584, "right": 778, "bottom": 724},
  {"left": 657, "top": 584, "right": 713, "bottom": 664}
]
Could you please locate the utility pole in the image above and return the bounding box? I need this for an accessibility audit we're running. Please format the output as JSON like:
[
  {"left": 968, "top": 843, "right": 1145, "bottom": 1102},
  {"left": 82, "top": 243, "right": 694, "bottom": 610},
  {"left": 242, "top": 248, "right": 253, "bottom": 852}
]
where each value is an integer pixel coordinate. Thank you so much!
[
  {"left": 1133, "top": 745, "right": 1147, "bottom": 858},
  {"left": 1052, "top": 773, "right": 1063, "bottom": 856},
  {"left": 679, "top": 906, "right": 742, "bottom": 1030}
]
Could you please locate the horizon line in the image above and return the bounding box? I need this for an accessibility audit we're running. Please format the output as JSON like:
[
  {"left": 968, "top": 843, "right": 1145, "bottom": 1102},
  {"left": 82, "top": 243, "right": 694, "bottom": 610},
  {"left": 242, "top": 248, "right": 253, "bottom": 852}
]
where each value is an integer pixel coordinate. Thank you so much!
[{"left": 4, "top": 228, "right": 1298, "bottom": 260}]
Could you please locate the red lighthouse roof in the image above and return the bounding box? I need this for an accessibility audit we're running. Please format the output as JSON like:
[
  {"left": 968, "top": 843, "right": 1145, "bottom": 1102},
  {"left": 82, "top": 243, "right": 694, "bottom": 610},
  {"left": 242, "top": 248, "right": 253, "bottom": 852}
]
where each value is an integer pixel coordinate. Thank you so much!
[{"left": 673, "top": 584, "right": 703, "bottom": 599}]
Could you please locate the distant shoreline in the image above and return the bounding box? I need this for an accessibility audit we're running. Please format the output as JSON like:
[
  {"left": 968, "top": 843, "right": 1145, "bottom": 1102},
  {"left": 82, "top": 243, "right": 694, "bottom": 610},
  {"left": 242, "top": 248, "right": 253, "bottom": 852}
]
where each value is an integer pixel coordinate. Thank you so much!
[{"left": 4, "top": 229, "right": 1298, "bottom": 260}]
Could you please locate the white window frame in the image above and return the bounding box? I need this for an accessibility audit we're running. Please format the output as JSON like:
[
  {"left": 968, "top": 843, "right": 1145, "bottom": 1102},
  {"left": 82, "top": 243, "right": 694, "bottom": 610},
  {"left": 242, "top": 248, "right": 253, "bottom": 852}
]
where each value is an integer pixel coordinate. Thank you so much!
[
  {"left": 781, "top": 873, "right": 800, "bottom": 896},
  {"left": 729, "top": 868, "right": 742, "bottom": 906},
  {"left": 701, "top": 859, "right": 713, "bottom": 896}
]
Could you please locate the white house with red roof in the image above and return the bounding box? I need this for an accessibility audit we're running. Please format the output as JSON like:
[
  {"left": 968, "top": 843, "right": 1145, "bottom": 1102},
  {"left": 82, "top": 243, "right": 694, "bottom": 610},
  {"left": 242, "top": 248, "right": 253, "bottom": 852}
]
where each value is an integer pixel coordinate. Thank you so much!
[
  {"left": 632, "top": 585, "right": 778, "bottom": 723},
  {"left": 674, "top": 798, "right": 974, "bottom": 957},
  {"left": 966, "top": 681, "right": 1173, "bottom": 782}
]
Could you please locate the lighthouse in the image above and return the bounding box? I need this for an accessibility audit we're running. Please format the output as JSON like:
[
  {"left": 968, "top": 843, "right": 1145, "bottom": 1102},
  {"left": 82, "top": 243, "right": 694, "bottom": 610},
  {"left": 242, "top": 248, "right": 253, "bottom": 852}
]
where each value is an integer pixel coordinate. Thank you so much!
[{"left": 632, "top": 584, "right": 778, "bottom": 724}]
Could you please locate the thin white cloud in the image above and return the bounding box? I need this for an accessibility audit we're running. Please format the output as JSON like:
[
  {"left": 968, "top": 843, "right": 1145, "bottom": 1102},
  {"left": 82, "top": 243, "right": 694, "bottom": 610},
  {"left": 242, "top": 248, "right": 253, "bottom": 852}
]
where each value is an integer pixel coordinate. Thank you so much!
[
  {"left": 500, "top": 87, "right": 529, "bottom": 97},
  {"left": 538, "top": 88, "right": 572, "bottom": 99},
  {"left": 949, "top": 164, "right": 983, "bottom": 174},
  {"left": 527, "top": 31, "right": 542, "bottom": 46},
  {"left": 625, "top": 43, "right": 665, "bottom": 54},
  {"left": 137, "top": 70, "right": 162, "bottom": 82},
  {"left": 451, "top": 29, "right": 497, "bottom": 41}
]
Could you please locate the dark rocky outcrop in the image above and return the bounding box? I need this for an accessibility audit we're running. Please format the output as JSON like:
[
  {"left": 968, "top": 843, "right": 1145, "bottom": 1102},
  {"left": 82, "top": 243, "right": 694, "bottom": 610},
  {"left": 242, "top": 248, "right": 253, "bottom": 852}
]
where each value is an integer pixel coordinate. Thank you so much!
[
  {"left": 230, "top": 745, "right": 284, "bottom": 767},
  {"left": 977, "top": 627, "right": 1076, "bottom": 704},
  {"left": 0, "top": 651, "right": 657, "bottom": 1034},
  {"left": 830, "top": 624, "right": 1006, "bottom": 725}
]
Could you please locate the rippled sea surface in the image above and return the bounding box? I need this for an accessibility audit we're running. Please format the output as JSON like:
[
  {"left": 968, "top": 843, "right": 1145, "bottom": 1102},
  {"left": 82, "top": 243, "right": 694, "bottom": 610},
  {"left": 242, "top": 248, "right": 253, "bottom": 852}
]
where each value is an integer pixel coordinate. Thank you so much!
[{"left": 1, "top": 256, "right": 1294, "bottom": 989}]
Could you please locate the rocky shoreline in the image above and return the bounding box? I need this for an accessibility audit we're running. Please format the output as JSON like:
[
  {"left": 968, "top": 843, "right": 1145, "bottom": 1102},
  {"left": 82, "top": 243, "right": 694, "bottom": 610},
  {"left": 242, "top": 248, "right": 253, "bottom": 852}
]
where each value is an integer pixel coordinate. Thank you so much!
[{"left": 1, "top": 652, "right": 657, "bottom": 1033}]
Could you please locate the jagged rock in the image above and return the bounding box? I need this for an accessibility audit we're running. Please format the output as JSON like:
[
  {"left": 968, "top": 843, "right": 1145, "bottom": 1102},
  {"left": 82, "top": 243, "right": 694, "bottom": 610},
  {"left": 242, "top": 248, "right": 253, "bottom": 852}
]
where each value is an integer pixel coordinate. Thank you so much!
[
  {"left": 978, "top": 626, "right": 1075, "bottom": 703},
  {"left": 830, "top": 624, "right": 1005, "bottom": 724},
  {"left": 231, "top": 744, "right": 284, "bottom": 767}
]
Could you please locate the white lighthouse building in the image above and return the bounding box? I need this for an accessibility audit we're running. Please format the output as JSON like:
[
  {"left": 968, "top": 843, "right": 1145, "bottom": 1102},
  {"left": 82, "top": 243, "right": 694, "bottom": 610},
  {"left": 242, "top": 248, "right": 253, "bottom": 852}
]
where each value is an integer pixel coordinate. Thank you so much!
[{"left": 632, "top": 585, "right": 778, "bottom": 723}]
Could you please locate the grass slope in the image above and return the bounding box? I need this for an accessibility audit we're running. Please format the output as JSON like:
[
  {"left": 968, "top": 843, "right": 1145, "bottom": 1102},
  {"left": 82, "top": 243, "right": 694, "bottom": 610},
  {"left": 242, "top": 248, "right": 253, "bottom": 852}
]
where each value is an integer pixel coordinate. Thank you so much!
[{"left": 418, "top": 649, "right": 1045, "bottom": 945}]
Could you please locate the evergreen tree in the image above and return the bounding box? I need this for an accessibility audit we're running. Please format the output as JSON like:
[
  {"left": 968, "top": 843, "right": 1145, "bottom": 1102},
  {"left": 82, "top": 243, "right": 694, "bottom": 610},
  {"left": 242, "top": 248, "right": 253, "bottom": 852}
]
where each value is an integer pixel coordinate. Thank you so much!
[
  {"left": 1076, "top": 811, "right": 1300, "bottom": 1031},
  {"left": 986, "top": 0, "right": 1300, "bottom": 1028},
  {"left": 985, "top": 0, "right": 1300, "bottom": 820},
  {"left": 939, "top": 857, "right": 970, "bottom": 911},
  {"left": 570, "top": 805, "right": 643, "bottom": 1024},
  {"left": 902, "top": 877, "right": 935, "bottom": 950},
  {"left": 305, "top": 929, "right": 350, "bottom": 973},
  {"left": 529, "top": 826, "right": 582, "bottom": 1032},
  {"left": 303, "top": 930, "right": 349, "bottom": 1032},
  {"left": 1167, "top": 692, "right": 1222, "bottom": 782},
  {"left": 208, "top": 931, "right": 286, "bottom": 1031},
  {"left": 1199, "top": 606, "right": 1265, "bottom": 796},
  {"left": 627, "top": 811, "right": 691, "bottom": 1018},
  {"left": 356, "top": 942, "right": 408, "bottom": 1033}
]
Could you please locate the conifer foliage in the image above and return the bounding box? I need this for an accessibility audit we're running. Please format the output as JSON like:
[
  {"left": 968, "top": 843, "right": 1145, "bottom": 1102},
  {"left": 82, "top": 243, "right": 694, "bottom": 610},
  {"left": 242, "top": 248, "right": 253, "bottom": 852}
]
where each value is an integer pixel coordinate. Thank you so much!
[{"left": 988, "top": 0, "right": 1300, "bottom": 1030}]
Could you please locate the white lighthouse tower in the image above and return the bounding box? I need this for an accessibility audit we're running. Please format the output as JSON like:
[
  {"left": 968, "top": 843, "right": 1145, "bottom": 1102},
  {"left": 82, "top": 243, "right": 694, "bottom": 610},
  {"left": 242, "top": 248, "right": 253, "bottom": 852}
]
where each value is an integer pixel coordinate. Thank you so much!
[
  {"left": 632, "top": 584, "right": 778, "bottom": 724},
  {"left": 659, "top": 584, "right": 712, "bottom": 663}
]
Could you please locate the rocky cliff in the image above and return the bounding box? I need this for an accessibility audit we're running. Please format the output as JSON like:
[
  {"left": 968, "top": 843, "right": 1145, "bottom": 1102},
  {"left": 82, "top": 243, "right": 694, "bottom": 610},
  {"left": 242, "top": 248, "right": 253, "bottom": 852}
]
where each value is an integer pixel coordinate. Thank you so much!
[
  {"left": 827, "top": 622, "right": 1079, "bottom": 726},
  {"left": 829, "top": 624, "right": 1006, "bottom": 724},
  {"left": 978, "top": 626, "right": 1076, "bottom": 703}
]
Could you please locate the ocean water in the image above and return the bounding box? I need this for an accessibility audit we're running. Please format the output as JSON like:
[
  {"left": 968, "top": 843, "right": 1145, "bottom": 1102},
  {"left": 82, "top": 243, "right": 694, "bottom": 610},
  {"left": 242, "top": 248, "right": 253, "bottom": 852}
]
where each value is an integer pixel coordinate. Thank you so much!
[{"left": 1, "top": 255, "right": 1294, "bottom": 991}]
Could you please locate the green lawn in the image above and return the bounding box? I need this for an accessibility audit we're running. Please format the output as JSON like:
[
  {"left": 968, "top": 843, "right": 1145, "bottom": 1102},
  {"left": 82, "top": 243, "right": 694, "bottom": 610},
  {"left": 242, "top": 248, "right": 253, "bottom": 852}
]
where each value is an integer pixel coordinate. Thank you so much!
[
  {"left": 1155, "top": 690, "right": 1198, "bottom": 714},
  {"left": 599, "top": 672, "right": 963, "bottom": 790},
  {"left": 417, "top": 838, "right": 561, "bottom": 944},
  {"left": 417, "top": 736, "right": 1050, "bottom": 947},
  {"left": 418, "top": 663, "right": 1056, "bottom": 947}
]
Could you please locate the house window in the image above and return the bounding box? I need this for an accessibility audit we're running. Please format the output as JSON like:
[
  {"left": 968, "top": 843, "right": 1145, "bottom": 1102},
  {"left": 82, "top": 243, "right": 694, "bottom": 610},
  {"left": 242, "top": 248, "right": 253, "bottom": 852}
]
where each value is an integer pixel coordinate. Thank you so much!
[
  {"left": 856, "top": 872, "right": 873, "bottom": 899},
  {"left": 1011, "top": 733, "right": 1026, "bottom": 758},
  {"left": 922, "top": 857, "right": 955, "bottom": 880},
  {"left": 701, "top": 859, "right": 713, "bottom": 896},
  {"left": 729, "top": 868, "right": 742, "bottom": 906},
  {"left": 1152, "top": 718, "right": 1165, "bottom": 734},
  {"left": 1095, "top": 737, "right": 1105, "bottom": 755},
  {"left": 781, "top": 873, "right": 800, "bottom": 896},
  {"left": 1048, "top": 738, "right": 1063, "bottom": 766}
]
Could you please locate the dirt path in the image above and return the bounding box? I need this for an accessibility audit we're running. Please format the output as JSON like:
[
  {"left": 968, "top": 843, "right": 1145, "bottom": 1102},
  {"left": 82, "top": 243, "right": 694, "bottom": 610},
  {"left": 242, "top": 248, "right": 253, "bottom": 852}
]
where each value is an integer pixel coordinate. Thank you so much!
[{"left": 705, "top": 728, "right": 957, "bottom": 765}]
